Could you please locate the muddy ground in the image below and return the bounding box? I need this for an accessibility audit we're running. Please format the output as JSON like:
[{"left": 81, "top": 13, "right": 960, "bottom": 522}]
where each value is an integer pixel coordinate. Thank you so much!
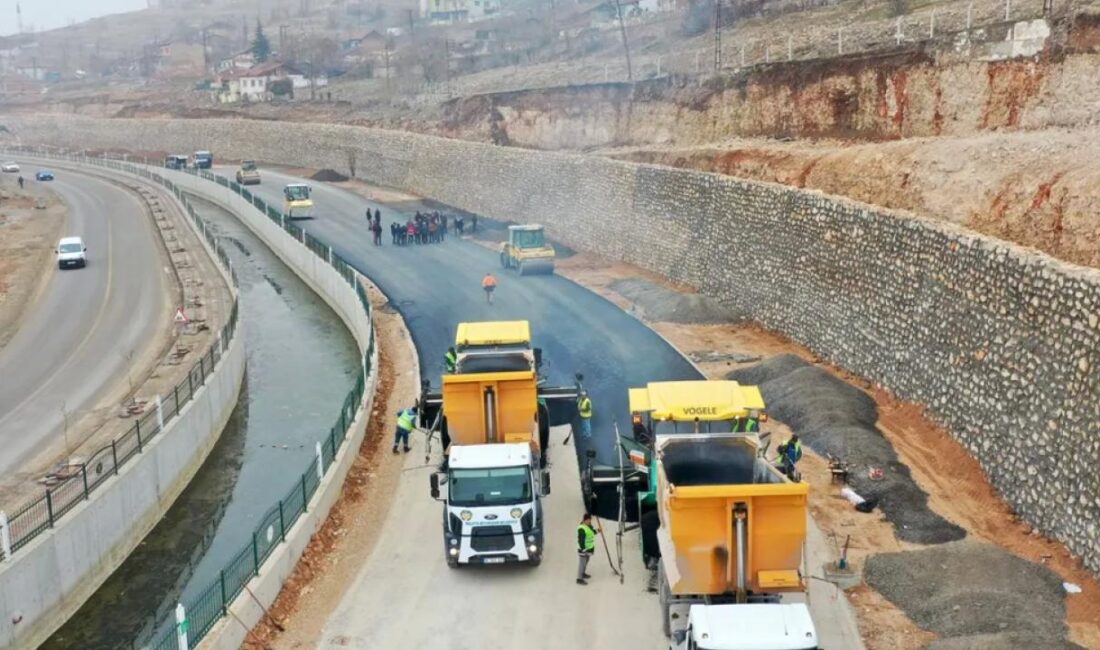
[{"left": 0, "top": 184, "right": 65, "bottom": 351}]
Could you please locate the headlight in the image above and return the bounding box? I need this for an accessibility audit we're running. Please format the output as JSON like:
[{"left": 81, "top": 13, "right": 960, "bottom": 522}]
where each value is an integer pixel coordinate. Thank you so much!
[
  {"left": 510, "top": 508, "right": 523, "bottom": 519},
  {"left": 448, "top": 548, "right": 459, "bottom": 557},
  {"left": 528, "top": 544, "right": 539, "bottom": 554},
  {"left": 526, "top": 534, "right": 536, "bottom": 543},
  {"left": 460, "top": 510, "right": 472, "bottom": 521}
]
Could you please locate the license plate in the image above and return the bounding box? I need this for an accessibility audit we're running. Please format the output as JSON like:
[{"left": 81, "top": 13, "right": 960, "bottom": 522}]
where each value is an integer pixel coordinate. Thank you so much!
[{"left": 484, "top": 557, "right": 505, "bottom": 564}]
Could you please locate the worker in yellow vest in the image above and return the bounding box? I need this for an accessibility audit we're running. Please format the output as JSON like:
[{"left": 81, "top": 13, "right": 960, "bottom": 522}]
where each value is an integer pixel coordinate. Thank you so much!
[
  {"left": 577, "top": 390, "right": 593, "bottom": 440},
  {"left": 393, "top": 407, "right": 415, "bottom": 454},
  {"left": 576, "top": 513, "right": 596, "bottom": 585}
]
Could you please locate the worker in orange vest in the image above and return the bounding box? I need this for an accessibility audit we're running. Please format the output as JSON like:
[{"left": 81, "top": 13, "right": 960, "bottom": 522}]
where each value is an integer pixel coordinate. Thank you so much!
[{"left": 482, "top": 272, "right": 497, "bottom": 305}]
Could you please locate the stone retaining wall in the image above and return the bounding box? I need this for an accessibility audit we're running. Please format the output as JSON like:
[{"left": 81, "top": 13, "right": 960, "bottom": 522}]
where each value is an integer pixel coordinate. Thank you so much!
[{"left": 4, "top": 115, "right": 1098, "bottom": 574}]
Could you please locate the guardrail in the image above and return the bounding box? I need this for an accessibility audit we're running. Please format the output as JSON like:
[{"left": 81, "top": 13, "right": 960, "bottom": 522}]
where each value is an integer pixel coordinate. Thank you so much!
[
  {"left": 0, "top": 153, "right": 240, "bottom": 562},
  {"left": 3, "top": 147, "right": 378, "bottom": 650}
]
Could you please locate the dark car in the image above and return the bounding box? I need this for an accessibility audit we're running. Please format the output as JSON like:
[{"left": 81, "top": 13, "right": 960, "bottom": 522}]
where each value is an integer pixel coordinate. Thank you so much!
[{"left": 35, "top": 170, "right": 55, "bottom": 181}]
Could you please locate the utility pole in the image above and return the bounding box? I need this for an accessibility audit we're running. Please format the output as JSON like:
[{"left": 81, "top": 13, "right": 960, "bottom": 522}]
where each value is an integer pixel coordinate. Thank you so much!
[
  {"left": 713, "top": 0, "right": 721, "bottom": 70},
  {"left": 16, "top": 2, "right": 23, "bottom": 35},
  {"left": 201, "top": 28, "right": 209, "bottom": 74},
  {"left": 612, "top": 0, "right": 633, "bottom": 81}
]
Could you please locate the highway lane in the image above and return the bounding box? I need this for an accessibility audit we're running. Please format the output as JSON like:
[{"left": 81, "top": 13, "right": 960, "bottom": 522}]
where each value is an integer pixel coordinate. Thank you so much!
[
  {"left": 242, "top": 169, "right": 700, "bottom": 469},
  {"left": 0, "top": 165, "right": 173, "bottom": 480}
]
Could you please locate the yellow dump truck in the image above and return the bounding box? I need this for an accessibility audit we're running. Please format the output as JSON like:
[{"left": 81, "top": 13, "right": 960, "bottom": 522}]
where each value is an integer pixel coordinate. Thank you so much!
[
  {"left": 592, "top": 381, "right": 818, "bottom": 650},
  {"left": 425, "top": 321, "right": 580, "bottom": 567}
]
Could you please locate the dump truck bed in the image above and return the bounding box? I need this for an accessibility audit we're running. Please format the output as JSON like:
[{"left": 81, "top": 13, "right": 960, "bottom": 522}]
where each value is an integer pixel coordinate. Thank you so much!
[
  {"left": 442, "top": 370, "right": 539, "bottom": 448},
  {"left": 656, "top": 434, "right": 808, "bottom": 597}
]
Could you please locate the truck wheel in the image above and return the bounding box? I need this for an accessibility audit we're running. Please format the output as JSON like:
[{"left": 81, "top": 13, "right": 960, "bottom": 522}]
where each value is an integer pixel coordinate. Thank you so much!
[
  {"left": 518, "top": 261, "right": 528, "bottom": 276},
  {"left": 659, "top": 559, "right": 672, "bottom": 638}
]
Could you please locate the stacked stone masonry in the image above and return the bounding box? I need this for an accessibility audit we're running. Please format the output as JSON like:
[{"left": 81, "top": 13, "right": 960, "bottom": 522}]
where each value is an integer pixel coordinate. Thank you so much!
[{"left": 5, "top": 115, "right": 1098, "bottom": 574}]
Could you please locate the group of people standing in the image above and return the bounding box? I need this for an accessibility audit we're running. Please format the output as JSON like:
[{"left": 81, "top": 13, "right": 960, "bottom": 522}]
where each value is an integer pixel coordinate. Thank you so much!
[
  {"left": 392, "top": 211, "right": 449, "bottom": 246},
  {"left": 366, "top": 207, "right": 481, "bottom": 247}
]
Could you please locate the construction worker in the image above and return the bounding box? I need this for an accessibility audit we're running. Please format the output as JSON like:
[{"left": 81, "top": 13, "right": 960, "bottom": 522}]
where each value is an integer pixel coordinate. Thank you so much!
[
  {"left": 444, "top": 346, "right": 458, "bottom": 373},
  {"left": 576, "top": 513, "right": 596, "bottom": 585},
  {"left": 732, "top": 412, "right": 760, "bottom": 433},
  {"left": 482, "top": 272, "right": 497, "bottom": 305},
  {"left": 393, "top": 407, "right": 415, "bottom": 454},
  {"left": 775, "top": 434, "right": 803, "bottom": 478},
  {"left": 577, "top": 390, "right": 593, "bottom": 439}
]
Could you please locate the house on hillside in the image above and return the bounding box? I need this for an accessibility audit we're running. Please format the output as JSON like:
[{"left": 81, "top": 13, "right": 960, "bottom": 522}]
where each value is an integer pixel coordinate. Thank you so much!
[
  {"left": 420, "top": 0, "right": 503, "bottom": 23},
  {"left": 216, "top": 50, "right": 255, "bottom": 73},
  {"left": 215, "top": 61, "right": 325, "bottom": 103}
]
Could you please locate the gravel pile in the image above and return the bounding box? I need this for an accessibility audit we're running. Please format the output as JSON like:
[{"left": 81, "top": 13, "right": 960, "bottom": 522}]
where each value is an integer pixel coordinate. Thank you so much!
[
  {"left": 610, "top": 278, "right": 742, "bottom": 324},
  {"left": 728, "top": 354, "right": 965, "bottom": 544},
  {"left": 866, "top": 542, "right": 1079, "bottom": 649}
]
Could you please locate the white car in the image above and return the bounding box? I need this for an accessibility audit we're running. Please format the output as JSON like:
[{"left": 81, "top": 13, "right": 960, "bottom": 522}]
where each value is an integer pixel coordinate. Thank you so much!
[
  {"left": 57, "top": 236, "right": 87, "bottom": 269},
  {"left": 1, "top": 162, "right": 19, "bottom": 173}
]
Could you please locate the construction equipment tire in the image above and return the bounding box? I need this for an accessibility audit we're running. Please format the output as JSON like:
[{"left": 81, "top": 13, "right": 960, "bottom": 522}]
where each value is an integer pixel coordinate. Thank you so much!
[
  {"left": 519, "top": 260, "right": 528, "bottom": 276},
  {"left": 500, "top": 251, "right": 509, "bottom": 268}
]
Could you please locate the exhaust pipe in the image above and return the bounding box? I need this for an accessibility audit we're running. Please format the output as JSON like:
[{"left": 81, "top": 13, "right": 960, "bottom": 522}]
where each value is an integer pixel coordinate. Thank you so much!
[
  {"left": 484, "top": 386, "right": 497, "bottom": 443},
  {"left": 734, "top": 503, "right": 748, "bottom": 603}
]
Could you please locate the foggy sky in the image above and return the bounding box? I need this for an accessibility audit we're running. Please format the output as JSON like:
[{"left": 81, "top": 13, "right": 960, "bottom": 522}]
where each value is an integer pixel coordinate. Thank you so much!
[{"left": 2, "top": 0, "right": 146, "bottom": 37}]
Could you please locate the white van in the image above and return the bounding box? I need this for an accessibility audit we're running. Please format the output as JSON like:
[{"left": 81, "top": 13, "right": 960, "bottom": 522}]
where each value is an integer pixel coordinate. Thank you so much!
[{"left": 57, "top": 236, "right": 87, "bottom": 269}]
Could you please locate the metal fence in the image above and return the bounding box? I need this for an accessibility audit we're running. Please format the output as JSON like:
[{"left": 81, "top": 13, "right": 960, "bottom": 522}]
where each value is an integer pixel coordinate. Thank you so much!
[{"left": 0, "top": 150, "right": 241, "bottom": 559}]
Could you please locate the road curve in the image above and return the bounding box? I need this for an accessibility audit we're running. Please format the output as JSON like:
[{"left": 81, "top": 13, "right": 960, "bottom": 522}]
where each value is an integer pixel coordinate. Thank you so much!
[
  {"left": 0, "top": 165, "right": 172, "bottom": 480},
  {"left": 243, "top": 169, "right": 700, "bottom": 466}
]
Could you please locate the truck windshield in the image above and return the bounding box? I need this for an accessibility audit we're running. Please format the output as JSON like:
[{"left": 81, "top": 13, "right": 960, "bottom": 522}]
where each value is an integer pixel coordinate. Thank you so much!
[
  {"left": 241, "top": 161, "right": 256, "bottom": 170},
  {"left": 59, "top": 243, "right": 82, "bottom": 253},
  {"left": 514, "top": 230, "right": 545, "bottom": 248},
  {"left": 449, "top": 466, "right": 530, "bottom": 507},
  {"left": 285, "top": 185, "right": 310, "bottom": 201}
]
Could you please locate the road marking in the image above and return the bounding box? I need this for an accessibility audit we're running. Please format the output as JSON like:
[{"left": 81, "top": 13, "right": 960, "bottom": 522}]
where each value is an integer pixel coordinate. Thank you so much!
[{"left": 0, "top": 202, "right": 116, "bottom": 430}]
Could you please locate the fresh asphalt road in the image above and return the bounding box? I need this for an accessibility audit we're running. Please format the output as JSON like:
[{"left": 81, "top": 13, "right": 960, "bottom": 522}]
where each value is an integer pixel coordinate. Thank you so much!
[
  {"left": 0, "top": 165, "right": 171, "bottom": 479},
  {"left": 233, "top": 168, "right": 864, "bottom": 649},
  {"left": 243, "top": 169, "right": 700, "bottom": 466}
]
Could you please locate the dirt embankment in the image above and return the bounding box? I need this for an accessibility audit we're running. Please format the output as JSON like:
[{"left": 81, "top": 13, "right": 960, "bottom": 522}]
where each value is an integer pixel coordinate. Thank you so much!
[
  {"left": 0, "top": 185, "right": 66, "bottom": 351},
  {"left": 610, "top": 125, "right": 1100, "bottom": 270}
]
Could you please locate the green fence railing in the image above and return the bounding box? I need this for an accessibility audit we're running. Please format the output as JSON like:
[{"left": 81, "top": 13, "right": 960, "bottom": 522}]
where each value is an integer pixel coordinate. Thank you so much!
[{"left": 3, "top": 146, "right": 376, "bottom": 650}]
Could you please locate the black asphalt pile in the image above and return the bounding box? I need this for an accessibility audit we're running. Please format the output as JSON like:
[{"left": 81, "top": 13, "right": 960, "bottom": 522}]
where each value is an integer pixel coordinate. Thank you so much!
[
  {"left": 610, "top": 278, "right": 742, "bottom": 324},
  {"left": 866, "top": 542, "right": 1079, "bottom": 649},
  {"left": 728, "top": 354, "right": 966, "bottom": 544},
  {"left": 309, "top": 168, "right": 348, "bottom": 182}
]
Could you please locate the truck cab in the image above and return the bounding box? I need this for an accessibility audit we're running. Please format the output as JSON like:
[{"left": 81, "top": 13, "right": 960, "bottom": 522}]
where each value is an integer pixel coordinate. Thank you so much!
[
  {"left": 431, "top": 443, "right": 549, "bottom": 566},
  {"left": 164, "top": 154, "right": 188, "bottom": 170},
  {"left": 672, "top": 603, "right": 818, "bottom": 650},
  {"left": 191, "top": 150, "right": 213, "bottom": 169}
]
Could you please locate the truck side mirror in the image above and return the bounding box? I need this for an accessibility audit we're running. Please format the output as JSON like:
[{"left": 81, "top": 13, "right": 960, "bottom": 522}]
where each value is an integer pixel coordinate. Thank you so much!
[
  {"left": 429, "top": 473, "right": 440, "bottom": 500},
  {"left": 533, "top": 347, "right": 542, "bottom": 370},
  {"left": 540, "top": 470, "right": 551, "bottom": 496},
  {"left": 671, "top": 629, "right": 687, "bottom": 646}
]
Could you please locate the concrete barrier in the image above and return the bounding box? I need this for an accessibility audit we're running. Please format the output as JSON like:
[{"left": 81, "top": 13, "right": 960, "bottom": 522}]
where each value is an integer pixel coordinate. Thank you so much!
[
  {"left": 151, "top": 169, "right": 379, "bottom": 650},
  {"left": 0, "top": 163, "right": 245, "bottom": 650}
]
